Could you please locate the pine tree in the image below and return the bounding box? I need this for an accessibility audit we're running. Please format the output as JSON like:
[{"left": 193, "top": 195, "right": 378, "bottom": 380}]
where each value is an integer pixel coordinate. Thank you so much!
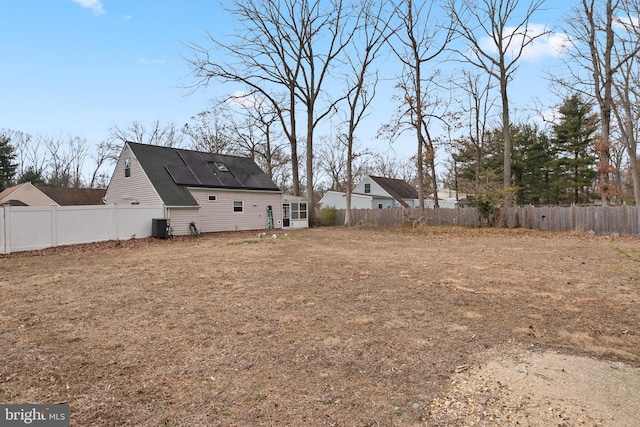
[
  {"left": 511, "top": 124, "right": 556, "bottom": 205},
  {"left": 552, "top": 94, "right": 599, "bottom": 204},
  {"left": 0, "top": 134, "right": 17, "bottom": 191}
]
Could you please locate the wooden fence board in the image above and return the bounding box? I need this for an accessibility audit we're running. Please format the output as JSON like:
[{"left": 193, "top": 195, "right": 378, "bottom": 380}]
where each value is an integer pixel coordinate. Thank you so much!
[{"left": 330, "top": 205, "right": 640, "bottom": 237}]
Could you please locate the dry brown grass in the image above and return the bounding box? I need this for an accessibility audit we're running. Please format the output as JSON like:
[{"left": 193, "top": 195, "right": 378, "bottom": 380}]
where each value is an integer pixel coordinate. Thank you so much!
[{"left": 0, "top": 226, "right": 639, "bottom": 426}]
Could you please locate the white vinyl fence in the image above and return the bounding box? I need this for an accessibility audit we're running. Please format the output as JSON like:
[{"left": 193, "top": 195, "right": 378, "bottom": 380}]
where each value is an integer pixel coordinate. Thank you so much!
[{"left": 0, "top": 204, "right": 164, "bottom": 254}]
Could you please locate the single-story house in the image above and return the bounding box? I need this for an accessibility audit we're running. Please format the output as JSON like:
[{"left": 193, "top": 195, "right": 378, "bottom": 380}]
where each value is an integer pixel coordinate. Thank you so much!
[
  {"left": 319, "top": 175, "right": 420, "bottom": 209},
  {"left": 104, "top": 142, "right": 300, "bottom": 235},
  {"left": 425, "top": 189, "right": 471, "bottom": 209},
  {"left": 0, "top": 182, "right": 106, "bottom": 206}
]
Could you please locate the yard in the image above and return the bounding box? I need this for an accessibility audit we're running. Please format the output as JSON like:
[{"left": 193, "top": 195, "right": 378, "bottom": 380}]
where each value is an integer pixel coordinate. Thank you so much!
[{"left": 1, "top": 227, "right": 639, "bottom": 426}]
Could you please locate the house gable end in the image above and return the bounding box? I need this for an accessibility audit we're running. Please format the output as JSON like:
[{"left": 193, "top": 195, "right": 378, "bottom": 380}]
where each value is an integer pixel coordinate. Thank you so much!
[
  {"left": 105, "top": 144, "right": 166, "bottom": 206},
  {"left": 0, "top": 182, "right": 58, "bottom": 206}
]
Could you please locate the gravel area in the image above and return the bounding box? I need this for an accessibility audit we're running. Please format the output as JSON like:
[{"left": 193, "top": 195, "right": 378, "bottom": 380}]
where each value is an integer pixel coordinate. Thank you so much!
[{"left": 429, "top": 345, "right": 640, "bottom": 426}]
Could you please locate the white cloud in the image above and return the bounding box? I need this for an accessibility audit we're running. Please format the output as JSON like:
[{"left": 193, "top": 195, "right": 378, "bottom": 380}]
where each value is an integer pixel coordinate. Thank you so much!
[
  {"left": 225, "top": 91, "right": 271, "bottom": 111},
  {"left": 138, "top": 58, "right": 166, "bottom": 65},
  {"left": 613, "top": 15, "right": 640, "bottom": 31},
  {"left": 477, "top": 24, "right": 572, "bottom": 62},
  {"left": 72, "top": 0, "right": 105, "bottom": 16}
]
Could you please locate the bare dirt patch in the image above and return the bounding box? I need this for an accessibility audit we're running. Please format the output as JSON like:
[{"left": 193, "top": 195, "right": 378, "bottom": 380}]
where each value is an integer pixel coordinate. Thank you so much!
[{"left": 1, "top": 227, "right": 639, "bottom": 426}]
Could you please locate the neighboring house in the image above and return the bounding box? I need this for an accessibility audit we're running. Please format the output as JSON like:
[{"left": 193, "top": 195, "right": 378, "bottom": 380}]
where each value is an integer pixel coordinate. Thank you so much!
[
  {"left": 0, "top": 182, "right": 106, "bottom": 207},
  {"left": 425, "top": 188, "right": 471, "bottom": 209},
  {"left": 104, "top": 142, "right": 287, "bottom": 235},
  {"left": 0, "top": 182, "right": 56, "bottom": 206},
  {"left": 319, "top": 175, "right": 420, "bottom": 209}
]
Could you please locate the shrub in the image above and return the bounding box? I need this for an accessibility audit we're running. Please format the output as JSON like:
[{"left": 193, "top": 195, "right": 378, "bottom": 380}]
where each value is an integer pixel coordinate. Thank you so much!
[{"left": 315, "top": 207, "right": 337, "bottom": 226}]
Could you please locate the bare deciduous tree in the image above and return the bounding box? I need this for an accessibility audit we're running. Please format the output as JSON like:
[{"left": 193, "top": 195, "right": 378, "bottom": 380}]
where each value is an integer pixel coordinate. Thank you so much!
[
  {"left": 610, "top": 3, "right": 640, "bottom": 204},
  {"left": 317, "top": 134, "right": 370, "bottom": 192},
  {"left": 447, "top": 0, "right": 549, "bottom": 199},
  {"left": 450, "top": 68, "right": 498, "bottom": 193},
  {"left": 385, "top": 0, "right": 454, "bottom": 213},
  {"left": 183, "top": 105, "right": 239, "bottom": 155},
  {"left": 187, "top": 0, "right": 357, "bottom": 225},
  {"left": 109, "top": 120, "right": 185, "bottom": 148},
  {"left": 42, "top": 134, "right": 89, "bottom": 187},
  {"left": 186, "top": 0, "right": 305, "bottom": 196},
  {"left": 556, "top": 0, "right": 640, "bottom": 204},
  {"left": 341, "top": 0, "right": 394, "bottom": 225},
  {"left": 225, "top": 93, "right": 291, "bottom": 182},
  {"left": 366, "top": 151, "right": 416, "bottom": 182}
]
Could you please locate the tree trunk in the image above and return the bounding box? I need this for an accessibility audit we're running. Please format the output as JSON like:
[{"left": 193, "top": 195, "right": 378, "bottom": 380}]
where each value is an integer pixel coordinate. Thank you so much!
[
  {"left": 630, "top": 152, "right": 640, "bottom": 205},
  {"left": 289, "top": 88, "right": 300, "bottom": 196},
  {"left": 501, "top": 74, "right": 511, "bottom": 195},
  {"left": 344, "top": 142, "right": 352, "bottom": 226},
  {"left": 306, "top": 107, "right": 315, "bottom": 227}
]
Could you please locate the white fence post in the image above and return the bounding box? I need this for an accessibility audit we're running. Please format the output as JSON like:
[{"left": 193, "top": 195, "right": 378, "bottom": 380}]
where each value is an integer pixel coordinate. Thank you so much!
[
  {"left": 51, "top": 205, "right": 58, "bottom": 248},
  {"left": 1, "top": 204, "right": 7, "bottom": 255},
  {"left": 112, "top": 204, "right": 118, "bottom": 240}
]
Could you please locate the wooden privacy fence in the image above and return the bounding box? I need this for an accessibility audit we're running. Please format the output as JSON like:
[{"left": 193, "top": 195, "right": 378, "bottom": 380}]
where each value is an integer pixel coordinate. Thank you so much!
[
  {"left": 333, "top": 204, "right": 640, "bottom": 236},
  {"left": 0, "top": 204, "right": 164, "bottom": 254}
]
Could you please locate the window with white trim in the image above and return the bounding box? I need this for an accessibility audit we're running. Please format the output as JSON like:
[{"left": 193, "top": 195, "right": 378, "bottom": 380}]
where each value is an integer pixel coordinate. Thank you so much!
[
  {"left": 290, "top": 202, "right": 307, "bottom": 220},
  {"left": 364, "top": 183, "right": 371, "bottom": 193},
  {"left": 208, "top": 195, "right": 217, "bottom": 202},
  {"left": 233, "top": 201, "right": 244, "bottom": 212},
  {"left": 124, "top": 158, "right": 131, "bottom": 178}
]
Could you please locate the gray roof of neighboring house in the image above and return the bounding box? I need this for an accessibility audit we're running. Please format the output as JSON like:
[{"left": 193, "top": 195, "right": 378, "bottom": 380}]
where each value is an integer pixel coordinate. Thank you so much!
[
  {"left": 127, "top": 142, "right": 280, "bottom": 207},
  {"left": 368, "top": 176, "right": 418, "bottom": 207}
]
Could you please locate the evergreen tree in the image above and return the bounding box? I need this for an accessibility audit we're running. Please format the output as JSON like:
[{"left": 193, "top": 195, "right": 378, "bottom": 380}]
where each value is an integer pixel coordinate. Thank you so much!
[
  {"left": 552, "top": 94, "right": 598, "bottom": 204},
  {"left": 17, "top": 167, "right": 46, "bottom": 186},
  {"left": 511, "top": 124, "right": 556, "bottom": 205},
  {"left": 0, "top": 134, "right": 17, "bottom": 191}
]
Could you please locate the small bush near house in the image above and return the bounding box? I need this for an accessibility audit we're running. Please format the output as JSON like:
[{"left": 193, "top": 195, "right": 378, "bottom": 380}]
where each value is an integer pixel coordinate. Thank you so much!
[{"left": 315, "top": 206, "right": 337, "bottom": 226}]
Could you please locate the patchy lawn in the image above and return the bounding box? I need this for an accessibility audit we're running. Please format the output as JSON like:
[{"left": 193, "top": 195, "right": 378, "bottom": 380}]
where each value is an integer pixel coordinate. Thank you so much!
[{"left": 1, "top": 227, "right": 639, "bottom": 426}]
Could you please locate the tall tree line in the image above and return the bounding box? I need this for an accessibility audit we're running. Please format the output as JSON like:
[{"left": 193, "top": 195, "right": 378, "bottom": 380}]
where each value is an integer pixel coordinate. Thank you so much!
[
  {"left": 6, "top": 0, "right": 640, "bottom": 213},
  {"left": 453, "top": 93, "right": 600, "bottom": 205}
]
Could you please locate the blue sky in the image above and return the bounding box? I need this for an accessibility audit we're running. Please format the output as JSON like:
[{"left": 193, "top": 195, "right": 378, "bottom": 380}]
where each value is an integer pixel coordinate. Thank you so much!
[
  {"left": 0, "top": 0, "right": 575, "bottom": 177},
  {"left": 0, "top": 1, "right": 226, "bottom": 143}
]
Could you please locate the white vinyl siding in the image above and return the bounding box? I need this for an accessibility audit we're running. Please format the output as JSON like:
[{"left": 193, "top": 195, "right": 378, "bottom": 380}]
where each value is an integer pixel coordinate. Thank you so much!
[
  {"left": 104, "top": 144, "right": 163, "bottom": 205},
  {"left": 353, "top": 177, "right": 387, "bottom": 198},
  {"left": 166, "top": 207, "right": 200, "bottom": 236},
  {"left": 318, "top": 191, "right": 373, "bottom": 209},
  {"left": 189, "top": 188, "right": 282, "bottom": 232}
]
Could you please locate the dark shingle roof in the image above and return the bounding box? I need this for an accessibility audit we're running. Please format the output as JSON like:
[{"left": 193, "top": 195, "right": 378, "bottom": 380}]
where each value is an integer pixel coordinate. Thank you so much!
[
  {"left": 128, "top": 143, "right": 199, "bottom": 206},
  {"left": 369, "top": 176, "right": 418, "bottom": 207},
  {"left": 38, "top": 187, "right": 106, "bottom": 206},
  {"left": 127, "top": 142, "right": 280, "bottom": 207}
]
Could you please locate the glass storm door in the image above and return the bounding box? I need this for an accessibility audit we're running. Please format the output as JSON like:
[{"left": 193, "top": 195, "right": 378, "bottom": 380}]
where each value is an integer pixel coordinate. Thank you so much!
[{"left": 282, "top": 204, "right": 290, "bottom": 227}]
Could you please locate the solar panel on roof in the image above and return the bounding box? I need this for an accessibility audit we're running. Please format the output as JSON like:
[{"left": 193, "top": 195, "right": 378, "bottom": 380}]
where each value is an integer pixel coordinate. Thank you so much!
[
  {"left": 198, "top": 174, "right": 223, "bottom": 186},
  {"left": 167, "top": 149, "right": 279, "bottom": 190},
  {"left": 165, "top": 165, "right": 200, "bottom": 186},
  {"left": 218, "top": 175, "right": 241, "bottom": 187}
]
